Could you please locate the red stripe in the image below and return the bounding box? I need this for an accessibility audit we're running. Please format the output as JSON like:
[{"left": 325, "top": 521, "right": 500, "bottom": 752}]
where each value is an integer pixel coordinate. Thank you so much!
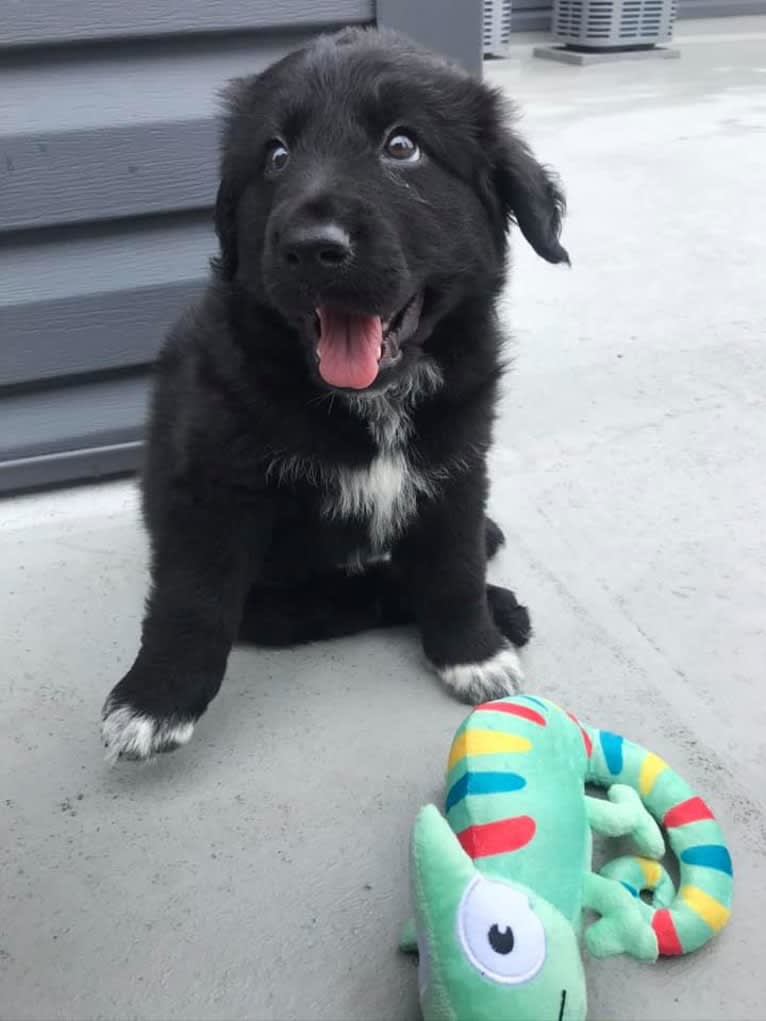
[
  {"left": 565, "top": 710, "right": 593, "bottom": 758},
  {"left": 475, "top": 702, "right": 547, "bottom": 726},
  {"left": 457, "top": 816, "right": 536, "bottom": 859},
  {"left": 580, "top": 728, "right": 593, "bottom": 758},
  {"left": 652, "top": 909, "right": 683, "bottom": 956},
  {"left": 663, "top": 796, "right": 714, "bottom": 829}
]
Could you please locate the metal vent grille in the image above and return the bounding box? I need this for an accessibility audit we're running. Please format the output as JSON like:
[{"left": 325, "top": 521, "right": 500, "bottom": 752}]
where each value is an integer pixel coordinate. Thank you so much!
[
  {"left": 552, "top": 0, "right": 675, "bottom": 48},
  {"left": 483, "top": 0, "right": 512, "bottom": 57}
]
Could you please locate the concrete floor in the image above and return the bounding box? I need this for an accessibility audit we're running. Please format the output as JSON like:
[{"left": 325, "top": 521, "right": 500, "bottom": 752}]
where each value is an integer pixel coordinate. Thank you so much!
[{"left": 2, "top": 17, "right": 765, "bottom": 1021}]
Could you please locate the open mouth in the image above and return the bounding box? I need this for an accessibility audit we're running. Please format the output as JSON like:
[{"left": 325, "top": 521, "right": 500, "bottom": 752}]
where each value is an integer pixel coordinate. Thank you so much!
[{"left": 312, "top": 292, "right": 423, "bottom": 390}]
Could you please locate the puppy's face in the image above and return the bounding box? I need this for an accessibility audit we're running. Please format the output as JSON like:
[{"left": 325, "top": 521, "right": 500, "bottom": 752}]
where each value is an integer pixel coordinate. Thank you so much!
[{"left": 216, "top": 29, "right": 568, "bottom": 393}]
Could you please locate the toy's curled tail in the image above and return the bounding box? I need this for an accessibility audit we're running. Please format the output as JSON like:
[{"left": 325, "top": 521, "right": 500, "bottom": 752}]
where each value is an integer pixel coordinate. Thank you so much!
[{"left": 583, "top": 722, "right": 733, "bottom": 958}]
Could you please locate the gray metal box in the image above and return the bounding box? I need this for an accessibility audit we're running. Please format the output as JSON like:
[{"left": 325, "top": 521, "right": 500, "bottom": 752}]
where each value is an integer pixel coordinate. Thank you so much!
[
  {"left": 552, "top": 0, "right": 676, "bottom": 48},
  {"left": 483, "top": 0, "right": 513, "bottom": 57}
]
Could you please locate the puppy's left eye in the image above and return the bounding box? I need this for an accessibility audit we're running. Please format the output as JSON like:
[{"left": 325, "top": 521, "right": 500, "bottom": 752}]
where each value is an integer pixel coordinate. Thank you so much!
[
  {"left": 384, "top": 131, "right": 420, "bottom": 163},
  {"left": 265, "top": 140, "right": 289, "bottom": 174}
]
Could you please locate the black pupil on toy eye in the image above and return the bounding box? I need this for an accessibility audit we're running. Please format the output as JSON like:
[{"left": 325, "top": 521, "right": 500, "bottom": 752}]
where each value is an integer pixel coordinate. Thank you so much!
[
  {"left": 388, "top": 135, "right": 415, "bottom": 158},
  {"left": 488, "top": 924, "right": 515, "bottom": 955},
  {"left": 271, "top": 146, "right": 288, "bottom": 168}
]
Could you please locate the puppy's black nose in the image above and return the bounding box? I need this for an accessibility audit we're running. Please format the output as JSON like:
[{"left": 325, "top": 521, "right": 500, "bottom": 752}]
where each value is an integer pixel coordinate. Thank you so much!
[{"left": 280, "top": 223, "right": 352, "bottom": 270}]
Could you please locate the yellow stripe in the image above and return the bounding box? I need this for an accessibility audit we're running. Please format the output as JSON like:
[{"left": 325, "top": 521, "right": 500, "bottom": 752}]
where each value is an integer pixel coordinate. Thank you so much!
[
  {"left": 637, "top": 857, "right": 662, "bottom": 888},
  {"left": 680, "top": 885, "right": 731, "bottom": 932},
  {"left": 639, "top": 752, "right": 668, "bottom": 796},
  {"left": 448, "top": 729, "right": 532, "bottom": 770}
]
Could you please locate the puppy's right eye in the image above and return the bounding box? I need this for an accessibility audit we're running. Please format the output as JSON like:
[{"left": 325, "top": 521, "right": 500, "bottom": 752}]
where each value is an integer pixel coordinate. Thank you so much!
[
  {"left": 265, "top": 141, "right": 289, "bottom": 174},
  {"left": 384, "top": 130, "right": 420, "bottom": 163}
]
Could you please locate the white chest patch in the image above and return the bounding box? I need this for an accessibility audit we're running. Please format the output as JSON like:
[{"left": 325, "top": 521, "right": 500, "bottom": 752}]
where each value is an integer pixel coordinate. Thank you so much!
[
  {"left": 267, "top": 359, "right": 447, "bottom": 550},
  {"left": 322, "top": 382, "right": 442, "bottom": 548},
  {"left": 329, "top": 450, "right": 425, "bottom": 548}
]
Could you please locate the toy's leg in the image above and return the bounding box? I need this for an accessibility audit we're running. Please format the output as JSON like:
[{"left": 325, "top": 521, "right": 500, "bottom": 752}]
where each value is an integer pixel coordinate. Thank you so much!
[
  {"left": 583, "top": 872, "right": 658, "bottom": 961},
  {"left": 600, "top": 855, "right": 676, "bottom": 909},
  {"left": 586, "top": 785, "right": 665, "bottom": 858}
]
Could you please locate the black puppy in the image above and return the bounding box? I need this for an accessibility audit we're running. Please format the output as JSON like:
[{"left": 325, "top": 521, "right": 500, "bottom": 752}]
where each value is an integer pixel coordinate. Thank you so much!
[{"left": 102, "top": 27, "right": 568, "bottom": 761}]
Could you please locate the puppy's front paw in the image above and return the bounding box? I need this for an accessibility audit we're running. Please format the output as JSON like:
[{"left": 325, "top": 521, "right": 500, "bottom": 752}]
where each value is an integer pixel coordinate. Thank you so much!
[
  {"left": 436, "top": 644, "right": 524, "bottom": 704},
  {"left": 101, "top": 698, "right": 194, "bottom": 764}
]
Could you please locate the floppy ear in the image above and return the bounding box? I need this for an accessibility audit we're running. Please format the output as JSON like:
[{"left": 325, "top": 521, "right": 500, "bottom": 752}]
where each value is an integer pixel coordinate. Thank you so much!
[
  {"left": 214, "top": 176, "right": 239, "bottom": 280},
  {"left": 492, "top": 127, "right": 570, "bottom": 266},
  {"left": 212, "top": 75, "right": 255, "bottom": 281}
]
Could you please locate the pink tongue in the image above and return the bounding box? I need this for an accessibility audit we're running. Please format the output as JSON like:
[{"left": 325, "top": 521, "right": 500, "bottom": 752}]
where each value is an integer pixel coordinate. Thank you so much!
[{"left": 316, "top": 306, "right": 382, "bottom": 389}]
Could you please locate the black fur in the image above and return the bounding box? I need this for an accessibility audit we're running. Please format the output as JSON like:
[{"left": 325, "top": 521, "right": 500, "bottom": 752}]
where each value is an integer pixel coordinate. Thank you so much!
[{"left": 102, "top": 28, "right": 567, "bottom": 759}]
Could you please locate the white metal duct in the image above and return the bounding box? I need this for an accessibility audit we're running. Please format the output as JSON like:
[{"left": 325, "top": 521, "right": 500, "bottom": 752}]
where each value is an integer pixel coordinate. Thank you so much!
[
  {"left": 483, "top": 0, "right": 513, "bottom": 56},
  {"left": 552, "top": 0, "right": 676, "bottom": 47}
]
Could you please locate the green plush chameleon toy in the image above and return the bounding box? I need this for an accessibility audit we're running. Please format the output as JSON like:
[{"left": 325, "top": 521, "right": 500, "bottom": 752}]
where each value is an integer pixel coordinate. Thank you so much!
[{"left": 401, "top": 695, "right": 733, "bottom": 1021}]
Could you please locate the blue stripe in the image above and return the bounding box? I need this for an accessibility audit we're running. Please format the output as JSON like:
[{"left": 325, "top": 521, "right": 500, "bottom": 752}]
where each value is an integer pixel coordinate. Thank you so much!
[
  {"left": 599, "top": 731, "right": 624, "bottom": 775},
  {"left": 445, "top": 771, "right": 526, "bottom": 812},
  {"left": 680, "top": 845, "right": 733, "bottom": 876},
  {"left": 620, "top": 881, "right": 639, "bottom": 898}
]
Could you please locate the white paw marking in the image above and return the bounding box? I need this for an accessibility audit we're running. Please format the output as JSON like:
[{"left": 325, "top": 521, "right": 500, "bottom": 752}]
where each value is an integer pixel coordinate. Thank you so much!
[
  {"left": 437, "top": 645, "right": 524, "bottom": 703},
  {"left": 101, "top": 706, "right": 194, "bottom": 764}
]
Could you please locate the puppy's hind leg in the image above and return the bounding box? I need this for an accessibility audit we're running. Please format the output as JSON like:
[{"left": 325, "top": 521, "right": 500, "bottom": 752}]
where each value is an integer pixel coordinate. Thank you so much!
[
  {"left": 485, "top": 516, "right": 506, "bottom": 561},
  {"left": 487, "top": 585, "right": 532, "bottom": 648},
  {"left": 484, "top": 520, "right": 532, "bottom": 646}
]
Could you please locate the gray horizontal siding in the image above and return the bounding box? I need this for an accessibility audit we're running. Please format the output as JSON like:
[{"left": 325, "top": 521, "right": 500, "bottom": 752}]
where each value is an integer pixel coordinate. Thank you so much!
[
  {"left": 0, "top": 0, "right": 374, "bottom": 48},
  {"left": 0, "top": 377, "right": 148, "bottom": 494},
  {"left": 1, "top": 374, "right": 148, "bottom": 464},
  {"left": 2, "top": 119, "right": 218, "bottom": 233},
  {"left": 1, "top": 215, "right": 210, "bottom": 387},
  {"left": 0, "top": 442, "right": 144, "bottom": 494},
  {"left": 0, "top": 34, "right": 339, "bottom": 233},
  {"left": 2, "top": 281, "right": 200, "bottom": 388}
]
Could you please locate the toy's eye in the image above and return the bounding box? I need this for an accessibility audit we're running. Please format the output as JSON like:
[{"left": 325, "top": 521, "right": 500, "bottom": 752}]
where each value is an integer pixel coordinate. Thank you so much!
[
  {"left": 457, "top": 877, "right": 546, "bottom": 985},
  {"left": 383, "top": 130, "right": 421, "bottom": 162},
  {"left": 265, "top": 140, "right": 289, "bottom": 174}
]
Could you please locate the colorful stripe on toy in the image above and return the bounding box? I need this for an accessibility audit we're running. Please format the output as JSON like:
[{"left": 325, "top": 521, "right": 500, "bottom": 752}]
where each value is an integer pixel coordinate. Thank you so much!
[
  {"left": 663, "top": 796, "right": 715, "bottom": 828},
  {"left": 565, "top": 710, "right": 593, "bottom": 758},
  {"left": 680, "top": 845, "right": 732, "bottom": 875},
  {"left": 599, "top": 731, "right": 624, "bottom": 774},
  {"left": 448, "top": 729, "right": 532, "bottom": 770},
  {"left": 475, "top": 701, "right": 547, "bottom": 727},
  {"left": 445, "top": 771, "right": 526, "bottom": 812},
  {"left": 640, "top": 858, "right": 662, "bottom": 888},
  {"left": 457, "top": 816, "right": 536, "bottom": 859},
  {"left": 639, "top": 753, "right": 668, "bottom": 796},
  {"left": 679, "top": 886, "right": 731, "bottom": 932},
  {"left": 652, "top": 909, "right": 683, "bottom": 955}
]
